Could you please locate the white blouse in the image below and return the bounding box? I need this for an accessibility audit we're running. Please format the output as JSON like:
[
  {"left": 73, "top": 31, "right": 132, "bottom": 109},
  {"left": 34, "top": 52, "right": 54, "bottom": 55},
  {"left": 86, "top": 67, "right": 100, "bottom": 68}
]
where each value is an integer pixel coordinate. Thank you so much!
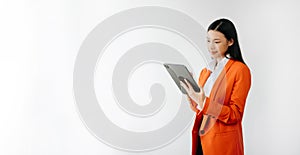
[{"left": 203, "top": 57, "right": 229, "bottom": 97}]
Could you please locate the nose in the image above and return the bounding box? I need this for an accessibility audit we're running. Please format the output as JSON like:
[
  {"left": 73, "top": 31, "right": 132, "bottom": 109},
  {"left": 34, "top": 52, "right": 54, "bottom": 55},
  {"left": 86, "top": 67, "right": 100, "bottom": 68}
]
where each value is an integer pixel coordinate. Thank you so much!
[{"left": 208, "top": 42, "right": 215, "bottom": 51}]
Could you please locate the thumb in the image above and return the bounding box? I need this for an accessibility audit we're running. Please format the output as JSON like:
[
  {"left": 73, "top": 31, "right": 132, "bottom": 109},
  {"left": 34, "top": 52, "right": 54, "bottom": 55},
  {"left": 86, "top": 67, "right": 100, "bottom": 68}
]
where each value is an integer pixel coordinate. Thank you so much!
[
  {"left": 199, "top": 86, "right": 204, "bottom": 93},
  {"left": 189, "top": 72, "right": 193, "bottom": 76}
]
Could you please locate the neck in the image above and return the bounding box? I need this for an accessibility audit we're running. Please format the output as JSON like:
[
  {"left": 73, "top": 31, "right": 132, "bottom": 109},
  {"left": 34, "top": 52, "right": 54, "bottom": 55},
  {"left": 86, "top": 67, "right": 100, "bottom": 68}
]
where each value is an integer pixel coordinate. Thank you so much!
[{"left": 216, "top": 56, "right": 225, "bottom": 63}]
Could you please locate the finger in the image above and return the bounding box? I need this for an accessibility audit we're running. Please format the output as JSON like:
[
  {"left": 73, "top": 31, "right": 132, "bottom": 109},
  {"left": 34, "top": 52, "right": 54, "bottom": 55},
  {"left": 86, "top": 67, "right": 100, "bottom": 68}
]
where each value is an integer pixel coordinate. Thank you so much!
[
  {"left": 182, "top": 80, "right": 193, "bottom": 96},
  {"left": 199, "top": 86, "right": 203, "bottom": 92},
  {"left": 187, "top": 97, "right": 193, "bottom": 104},
  {"left": 189, "top": 103, "right": 194, "bottom": 109},
  {"left": 180, "top": 81, "right": 189, "bottom": 92},
  {"left": 199, "top": 86, "right": 205, "bottom": 95},
  {"left": 181, "top": 79, "right": 189, "bottom": 89},
  {"left": 187, "top": 96, "right": 194, "bottom": 103},
  {"left": 189, "top": 103, "right": 197, "bottom": 112},
  {"left": 184, "top": 79, "right": 193, "bottom": 91}
]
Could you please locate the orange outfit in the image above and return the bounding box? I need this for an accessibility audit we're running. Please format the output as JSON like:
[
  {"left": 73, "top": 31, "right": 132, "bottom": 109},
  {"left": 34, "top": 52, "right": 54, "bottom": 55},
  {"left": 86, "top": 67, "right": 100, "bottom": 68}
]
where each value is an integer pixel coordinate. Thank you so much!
[{"left": 191, "top": 59, "right": 251, "bottom": 155}]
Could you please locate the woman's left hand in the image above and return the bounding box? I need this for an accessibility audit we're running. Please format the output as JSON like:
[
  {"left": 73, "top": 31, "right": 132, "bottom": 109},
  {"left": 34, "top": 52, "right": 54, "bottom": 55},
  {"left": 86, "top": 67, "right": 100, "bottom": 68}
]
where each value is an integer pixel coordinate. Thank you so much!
[{"left": 180, "top": 79, "right": 205, "bottom": 109}]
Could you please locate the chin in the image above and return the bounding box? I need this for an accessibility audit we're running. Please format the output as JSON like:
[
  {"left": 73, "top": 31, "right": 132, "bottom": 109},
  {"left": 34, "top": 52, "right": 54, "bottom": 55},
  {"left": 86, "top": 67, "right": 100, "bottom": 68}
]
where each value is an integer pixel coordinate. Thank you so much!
[{"left": 210, "top": 55, "right": 218, "bottom": 59}]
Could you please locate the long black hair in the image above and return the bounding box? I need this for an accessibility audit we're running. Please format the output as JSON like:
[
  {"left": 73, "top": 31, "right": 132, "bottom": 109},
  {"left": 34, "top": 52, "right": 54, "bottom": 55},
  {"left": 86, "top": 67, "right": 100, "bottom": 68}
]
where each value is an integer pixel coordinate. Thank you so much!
[{"left": 208, "top": 18, "right": 245, "bottom": 64}]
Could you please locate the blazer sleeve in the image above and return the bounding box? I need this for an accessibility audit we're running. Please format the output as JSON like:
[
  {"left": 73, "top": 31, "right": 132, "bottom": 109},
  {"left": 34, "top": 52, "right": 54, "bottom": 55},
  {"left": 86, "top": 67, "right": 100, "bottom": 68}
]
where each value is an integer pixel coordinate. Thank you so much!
[{"left": 202, "top": 65, "right": 251, "bottom": 124}]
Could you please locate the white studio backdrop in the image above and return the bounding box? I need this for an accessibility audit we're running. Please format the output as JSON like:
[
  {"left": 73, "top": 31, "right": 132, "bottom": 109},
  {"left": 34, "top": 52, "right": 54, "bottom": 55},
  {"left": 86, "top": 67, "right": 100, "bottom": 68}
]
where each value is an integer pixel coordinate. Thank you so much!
[{"left": 0, "top": 0, "right": 300, "bottom": 154}]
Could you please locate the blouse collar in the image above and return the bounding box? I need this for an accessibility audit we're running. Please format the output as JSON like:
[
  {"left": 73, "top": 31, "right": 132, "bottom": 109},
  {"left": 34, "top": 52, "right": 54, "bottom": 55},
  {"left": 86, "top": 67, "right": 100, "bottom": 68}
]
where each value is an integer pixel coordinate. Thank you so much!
[{"left": 207, "top": 57, "right": 229, "bottom": 72}]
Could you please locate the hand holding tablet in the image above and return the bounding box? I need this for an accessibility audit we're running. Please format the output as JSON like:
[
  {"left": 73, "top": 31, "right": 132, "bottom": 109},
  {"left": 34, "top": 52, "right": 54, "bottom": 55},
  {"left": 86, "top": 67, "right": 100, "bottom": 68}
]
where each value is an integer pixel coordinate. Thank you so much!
[{"left": 164, "top": 63, "right": 205, "bottom": 110}]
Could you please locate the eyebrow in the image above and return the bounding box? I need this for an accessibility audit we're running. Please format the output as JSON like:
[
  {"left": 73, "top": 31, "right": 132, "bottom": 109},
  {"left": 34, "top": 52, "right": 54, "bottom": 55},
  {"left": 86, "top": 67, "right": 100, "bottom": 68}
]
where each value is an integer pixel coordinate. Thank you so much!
[{"left": 206, "top": 38, "right": 221, "bottom": 40}]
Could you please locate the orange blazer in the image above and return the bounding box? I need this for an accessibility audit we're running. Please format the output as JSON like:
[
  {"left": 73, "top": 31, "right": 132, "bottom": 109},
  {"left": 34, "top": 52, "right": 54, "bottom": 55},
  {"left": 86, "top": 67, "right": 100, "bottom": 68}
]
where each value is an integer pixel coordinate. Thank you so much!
[{"left": 191, "top": 59, "right": 251, "bottom": 155}]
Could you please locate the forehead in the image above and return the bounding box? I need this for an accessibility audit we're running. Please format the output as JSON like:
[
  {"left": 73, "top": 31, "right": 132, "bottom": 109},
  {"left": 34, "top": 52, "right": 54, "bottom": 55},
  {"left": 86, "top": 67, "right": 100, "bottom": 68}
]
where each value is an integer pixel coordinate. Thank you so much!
[{"left": 207, "top": 30, "right": 226, "bottom": 39}]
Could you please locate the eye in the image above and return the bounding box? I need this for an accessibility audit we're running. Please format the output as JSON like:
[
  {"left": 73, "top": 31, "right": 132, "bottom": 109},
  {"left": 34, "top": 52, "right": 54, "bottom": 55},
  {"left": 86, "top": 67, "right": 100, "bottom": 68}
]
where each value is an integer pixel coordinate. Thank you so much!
[{"left": 215, "top": 41, "right": 221, "bottom": 44}]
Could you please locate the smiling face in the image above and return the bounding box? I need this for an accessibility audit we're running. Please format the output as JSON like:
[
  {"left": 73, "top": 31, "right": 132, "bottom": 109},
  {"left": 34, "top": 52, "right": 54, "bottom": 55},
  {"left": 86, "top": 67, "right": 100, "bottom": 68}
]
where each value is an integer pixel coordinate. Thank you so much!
[{"left": 207, "top": 30, "right": 234, "bottom": 62}]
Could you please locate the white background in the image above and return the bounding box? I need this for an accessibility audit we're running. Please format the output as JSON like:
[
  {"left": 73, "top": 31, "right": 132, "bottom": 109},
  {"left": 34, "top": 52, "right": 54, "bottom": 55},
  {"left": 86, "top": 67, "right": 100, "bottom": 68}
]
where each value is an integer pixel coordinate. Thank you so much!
[{"left": 1, "top": 0, "right": 300, "bottom": 154}]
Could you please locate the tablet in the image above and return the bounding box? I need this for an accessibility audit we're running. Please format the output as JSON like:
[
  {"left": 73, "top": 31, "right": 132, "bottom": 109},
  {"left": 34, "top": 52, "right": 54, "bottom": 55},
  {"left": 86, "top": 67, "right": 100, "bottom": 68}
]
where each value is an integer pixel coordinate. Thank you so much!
[{"left": 163, "top": 63, "right": 200, "bottom": 94}]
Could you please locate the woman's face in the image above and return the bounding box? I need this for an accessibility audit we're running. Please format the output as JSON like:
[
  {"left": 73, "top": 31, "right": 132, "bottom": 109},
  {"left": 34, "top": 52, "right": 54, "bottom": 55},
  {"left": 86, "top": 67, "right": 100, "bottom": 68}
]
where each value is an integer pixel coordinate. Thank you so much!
[{"left": 207, "top": 30, "right": 233, "bottom": 61}]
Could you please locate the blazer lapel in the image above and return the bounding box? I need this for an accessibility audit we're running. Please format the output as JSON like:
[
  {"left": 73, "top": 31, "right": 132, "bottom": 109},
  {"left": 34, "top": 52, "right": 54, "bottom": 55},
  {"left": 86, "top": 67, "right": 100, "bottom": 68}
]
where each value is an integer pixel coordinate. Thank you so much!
[
  {"left": 199, "top": 68, "right": 211, "bottom": 88},
  {"left": 209, "top": 59, "right": 234, "bottom": 100}
]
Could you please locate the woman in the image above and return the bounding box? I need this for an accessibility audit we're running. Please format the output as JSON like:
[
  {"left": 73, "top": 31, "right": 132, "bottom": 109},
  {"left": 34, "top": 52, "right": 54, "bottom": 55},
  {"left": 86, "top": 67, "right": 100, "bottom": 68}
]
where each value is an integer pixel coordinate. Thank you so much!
[{"left": 180, "top": 18, "right": 251, "bottom": 155}]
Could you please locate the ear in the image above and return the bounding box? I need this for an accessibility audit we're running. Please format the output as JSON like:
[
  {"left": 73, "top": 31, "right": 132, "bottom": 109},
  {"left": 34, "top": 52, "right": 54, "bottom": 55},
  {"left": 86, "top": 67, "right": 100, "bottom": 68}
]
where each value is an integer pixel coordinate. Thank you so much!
[{"left": 228, "top": 38, "right": 234, "bottom": 46}]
